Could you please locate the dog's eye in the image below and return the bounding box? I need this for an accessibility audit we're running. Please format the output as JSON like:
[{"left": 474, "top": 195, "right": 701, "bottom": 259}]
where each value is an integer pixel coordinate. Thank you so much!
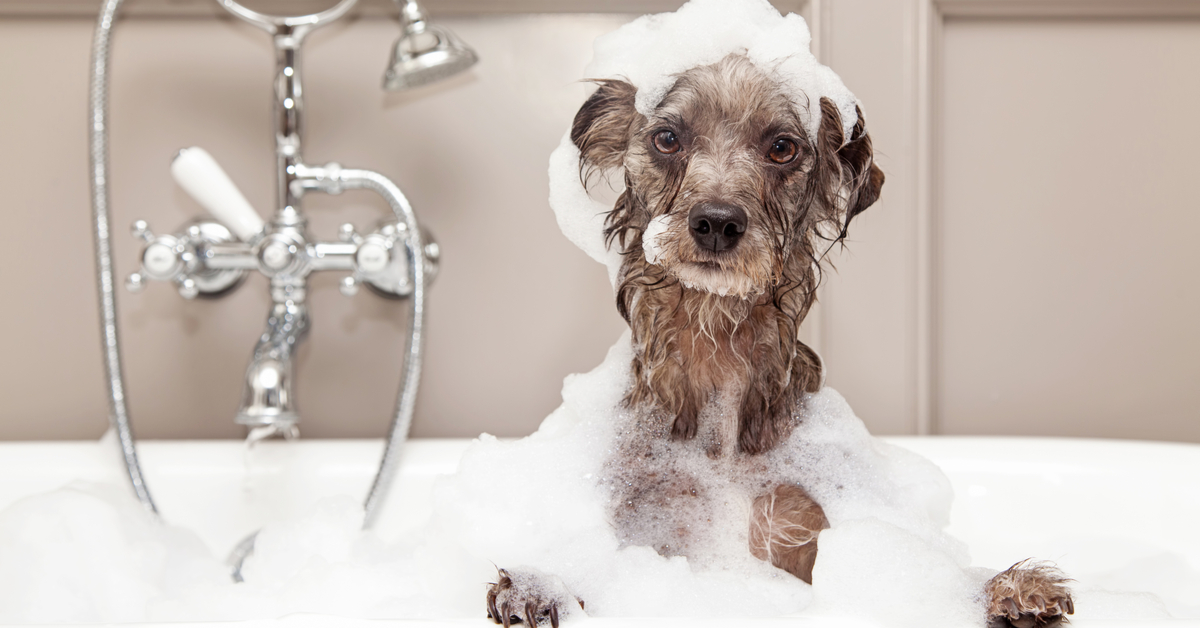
[
  {"left": 768, "top": 138, "right": 798, "bottom": 164},
  {"left": 653, "top": 130, "right": 681, "bottom": 155}
]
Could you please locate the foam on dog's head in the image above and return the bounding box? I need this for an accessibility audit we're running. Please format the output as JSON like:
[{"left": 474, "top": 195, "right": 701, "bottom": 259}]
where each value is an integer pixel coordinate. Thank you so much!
[
  {"left": 587, "top": 0, "right": 857, "bottom": 141},
  {"left": 549, "top": 0, "right": 861, "bottom": 281}
]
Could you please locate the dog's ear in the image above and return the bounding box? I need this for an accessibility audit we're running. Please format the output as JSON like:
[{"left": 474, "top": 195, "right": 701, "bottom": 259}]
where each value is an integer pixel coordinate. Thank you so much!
[
  {"left": 814, "top": 97, "right": 885, "bottom": 235},
  {"left": 571, "top": 79, "right": 639, "bottom": 185}
]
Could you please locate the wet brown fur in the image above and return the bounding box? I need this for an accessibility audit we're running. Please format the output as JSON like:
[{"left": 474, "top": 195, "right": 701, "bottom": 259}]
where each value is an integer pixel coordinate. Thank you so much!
[
  {"left": 748, "top": 484, "right": 830, "bottom": 583},
  {"left": 984, "top": 561, "right": 1075, "bottom": 628},
  {"left": 572, "top": 55, "right": 882, "bottom": 458},
  {"left": 570, "top": 55, "right": 880, "bottom": 586}
]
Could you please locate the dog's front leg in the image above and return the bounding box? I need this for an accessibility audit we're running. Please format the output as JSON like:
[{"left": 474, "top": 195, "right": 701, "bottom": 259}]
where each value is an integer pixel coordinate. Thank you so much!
[
  {"left": 748, "top": 484, "right": 829, "bottom": 583},
  {"left": 737, "top": 311, "right": 822, "bottom": 455},
  {"left": 626, "top": 350, "right": 704, "bottom": 441},
  {"left": 486, "top": 567, "right": 585, "bottom": 627},
  {"left": 625, "top": 298, "right": 706, "bottom": 441}
]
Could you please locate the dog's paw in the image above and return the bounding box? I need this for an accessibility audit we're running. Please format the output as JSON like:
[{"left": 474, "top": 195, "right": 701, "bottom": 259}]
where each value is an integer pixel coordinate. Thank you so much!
[
  {"left": 486, "top": 567, "right": 584, "bottom": 627},
  {"left": 985, "top": 560, "right": 1075, "bottom": 628}
]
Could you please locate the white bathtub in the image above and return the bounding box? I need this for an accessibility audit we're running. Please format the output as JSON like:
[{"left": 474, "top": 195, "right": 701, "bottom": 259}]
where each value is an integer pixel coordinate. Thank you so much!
[{"left": 1, "top": 436, "right": 1197, "bottom": 627}]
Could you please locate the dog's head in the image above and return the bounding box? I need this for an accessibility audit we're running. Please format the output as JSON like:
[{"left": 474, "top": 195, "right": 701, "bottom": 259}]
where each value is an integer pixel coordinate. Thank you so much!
[{"left": 572, "top": 54, "right": 883, "bottom": 302}]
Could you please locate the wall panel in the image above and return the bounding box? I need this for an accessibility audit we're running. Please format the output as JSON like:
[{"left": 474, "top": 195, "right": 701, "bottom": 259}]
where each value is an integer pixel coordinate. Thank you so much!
[{"left": 938, "top": 16, "right": 1200, "bottom": 439}]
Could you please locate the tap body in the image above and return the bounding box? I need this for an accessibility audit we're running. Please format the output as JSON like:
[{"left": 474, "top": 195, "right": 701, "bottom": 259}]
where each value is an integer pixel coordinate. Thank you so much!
[
  {"left": 237, "top": 300, "right": 308, "bottom": 432},
  {"left": 127, "top": 0, "right": 436, "bottom": 442}
]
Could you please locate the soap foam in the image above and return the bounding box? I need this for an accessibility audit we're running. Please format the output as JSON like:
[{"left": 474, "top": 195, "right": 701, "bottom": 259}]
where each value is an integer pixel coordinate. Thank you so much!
[
  {"left": 0, "top": 483, "right": 228, "bottom": 623},
  {"left": 641, "top": 213, "right": 672, "bottom": 265},
  {"left": 583, "top": 0, "right": 858, "bottom": 141},
  {"left": 0, "top": 335, "right": 976, "bottom": 624},
  {"left": 0, "top": 344, "right": 1195, "bottom": 623}
]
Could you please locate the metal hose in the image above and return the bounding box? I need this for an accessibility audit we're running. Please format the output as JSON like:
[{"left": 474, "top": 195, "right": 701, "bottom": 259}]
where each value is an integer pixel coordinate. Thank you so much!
[
  {"left": 228, "top": 167, "right": 426, "bottom": 581},
  {"left": 336, "top": 168, "right": 427, "bottom": 530},
  {"left": 89, "top": 0, "right": 158, "bottom": 514}
]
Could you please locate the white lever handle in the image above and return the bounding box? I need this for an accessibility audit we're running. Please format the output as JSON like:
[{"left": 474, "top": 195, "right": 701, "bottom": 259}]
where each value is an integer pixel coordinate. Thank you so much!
[{"left": 171, "top": 147, "right": 265, "bottom": 241}]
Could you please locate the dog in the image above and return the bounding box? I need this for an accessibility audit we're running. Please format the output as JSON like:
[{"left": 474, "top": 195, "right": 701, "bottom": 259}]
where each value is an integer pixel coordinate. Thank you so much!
[{"left": 487, "top": 54, "right": 1073, "bottom": 628}]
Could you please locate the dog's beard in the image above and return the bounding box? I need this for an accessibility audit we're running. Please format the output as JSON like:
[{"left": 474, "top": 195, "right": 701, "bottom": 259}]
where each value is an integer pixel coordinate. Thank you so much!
[
  {"left": 641, "top": 214, "right": 761, "bottom": 298},
  {"left": 672, "top": 264, "right": 758, "bottom": 298}
]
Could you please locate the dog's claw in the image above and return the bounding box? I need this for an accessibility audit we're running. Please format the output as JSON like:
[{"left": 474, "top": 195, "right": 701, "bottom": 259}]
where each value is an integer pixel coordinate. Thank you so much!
[
  {"left": 484, "top": 566, "right": 582, "bottom": 627},
  {"left": 487, "top": 586, "right": 499, "bottom": 621}
]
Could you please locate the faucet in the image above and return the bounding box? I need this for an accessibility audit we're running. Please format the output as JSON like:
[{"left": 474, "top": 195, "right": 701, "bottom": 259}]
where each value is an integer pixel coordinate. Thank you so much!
[
  {"left": 238, "top": 301, "right": 307, "bottom": 441},
  {"left": 88, "top": 0, "right": 475, "bottom": 571},
  {"left": 125, "top": 0, "right": 467, "bottom": 442}
]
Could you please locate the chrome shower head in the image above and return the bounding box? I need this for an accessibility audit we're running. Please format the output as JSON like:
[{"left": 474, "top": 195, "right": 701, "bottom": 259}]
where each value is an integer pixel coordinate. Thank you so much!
[{"left": 383, "top": 0, "right": 478, "bottom": 91}]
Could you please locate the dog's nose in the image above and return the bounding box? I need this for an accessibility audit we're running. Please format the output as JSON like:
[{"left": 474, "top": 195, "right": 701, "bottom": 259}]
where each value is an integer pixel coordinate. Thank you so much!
[{"left": 688, "top": 202, "right": 747, "bottom": 253}]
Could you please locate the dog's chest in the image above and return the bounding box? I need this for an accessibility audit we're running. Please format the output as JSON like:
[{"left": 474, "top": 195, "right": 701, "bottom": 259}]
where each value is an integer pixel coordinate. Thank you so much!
[
  {"left": 676, "top": 309, "right": 758, "bottom": 380},
  {"left": 602, "top": 411, "right": 775, "bottom": 561}
]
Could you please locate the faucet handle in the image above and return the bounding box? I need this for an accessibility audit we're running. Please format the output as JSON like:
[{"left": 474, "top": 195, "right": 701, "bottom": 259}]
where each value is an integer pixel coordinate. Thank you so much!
[
  {"left": 339, "top": 275, "right": 359, "bottom": 296},
  {"left": 126, "top": 219, "right": 248, "bottom": 298},
  {"left": 178, "top": 277, "right": 200, "bottom": 300},
  {"left": 172, "top": 147, "right": 265, "bottom": 241},
  {"left": 338, "top": 222, "right": 363, "bottom": 245},
  {"left": 131, "top": 219, "right": 155, "bottom": 243},
  {"left": 349, "top": 221, "right": 439, "bottom": 298},
  {"left": 140, "top": 235, "right": 185, "bottom": 280},
  {"left": 125, "top": 272, "right": 147, "bottom": 293}
]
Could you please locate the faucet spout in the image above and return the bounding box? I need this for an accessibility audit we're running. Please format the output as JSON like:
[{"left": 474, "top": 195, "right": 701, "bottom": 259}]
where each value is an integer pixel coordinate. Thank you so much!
[{"left": 236, "top": 299, "right": 309, "bottom": 434}]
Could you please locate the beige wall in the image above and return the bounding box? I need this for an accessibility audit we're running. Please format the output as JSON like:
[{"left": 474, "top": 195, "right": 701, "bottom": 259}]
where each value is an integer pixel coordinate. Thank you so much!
[
  {"left": 1, "top": 0, "right": 1198, "bottom": 442},
  {"left": 938, "top": 16, "right": 1200, "bottom": 440}
]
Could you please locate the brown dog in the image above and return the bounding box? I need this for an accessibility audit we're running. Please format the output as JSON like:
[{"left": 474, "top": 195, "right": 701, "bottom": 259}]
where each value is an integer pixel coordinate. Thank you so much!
[{"left": 488, "top": 54, "right": 1072, "bottom": 628}]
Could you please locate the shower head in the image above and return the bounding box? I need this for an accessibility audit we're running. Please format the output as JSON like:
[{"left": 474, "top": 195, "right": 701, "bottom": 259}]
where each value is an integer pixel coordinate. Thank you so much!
[{"left": 383, "top": 0, "right": 478, "bottom": 91}]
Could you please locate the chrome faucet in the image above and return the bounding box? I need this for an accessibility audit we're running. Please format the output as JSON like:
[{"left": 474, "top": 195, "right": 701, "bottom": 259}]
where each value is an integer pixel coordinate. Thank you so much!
[
  {"left": 88, "top": 0, "right": 474, "bottom": 573},
  {"left": 238, "top": 301, "right": 306, "bottom": 440},
  {"left": 124, "top": 0, "right": 463, "bottom": 441}
]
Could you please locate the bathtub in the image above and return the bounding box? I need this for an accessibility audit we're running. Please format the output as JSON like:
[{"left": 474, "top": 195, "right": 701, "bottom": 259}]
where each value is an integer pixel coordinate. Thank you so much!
[{"left": 1, "top": 436, "right": 1197, "bottom": 627}]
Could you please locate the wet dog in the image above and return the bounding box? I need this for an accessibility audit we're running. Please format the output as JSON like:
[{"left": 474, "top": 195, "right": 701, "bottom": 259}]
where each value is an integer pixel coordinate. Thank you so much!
[{"left": 487, "top": 54, "right": 1072, "bottom": 628}]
